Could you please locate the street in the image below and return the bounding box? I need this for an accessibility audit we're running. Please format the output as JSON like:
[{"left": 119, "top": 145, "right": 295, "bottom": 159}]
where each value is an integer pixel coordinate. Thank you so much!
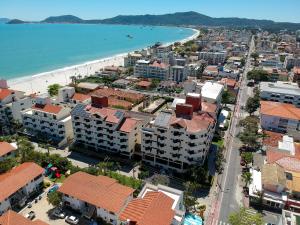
[{"left": 212, "top": 36, "right": 256, "bottom": 225}]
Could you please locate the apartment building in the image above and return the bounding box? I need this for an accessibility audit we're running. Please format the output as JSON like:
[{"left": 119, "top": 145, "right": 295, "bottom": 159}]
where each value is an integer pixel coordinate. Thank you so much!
[
  {"left": 71, "top": 96, "right": 145, "bottom": 158},
  {"left": 58, "top": 172, "right": 134, "bottom": 225},
  {"left": 199, "top": 51, "right": 227, "bottom": 65},
  {"left": 21, "top": 95, "right": 73, "bottom": 146},
  {"left": 0, "top": 210, "right": 49, "bottom": 225},
  {"left": 0, "top": 80, "right": 34, "bottom": 134},
  {"left": 141, "top": 94, "right": 216, "bottom": 172},
  {"left": 124, "top": 53, "right": 143, "bottom": 67},
  {"left": 119, "top": 183, "right": 185, "bottom": 225},
  {"left": 0, "top": 142, "right": 17, "bottom": 162},
  {"left": 260, "top": 101, "right": 300, "bottom": 137},
  {"left": 134, "top": 60, "right": 170, "bottom": 80},
  {"left": 0, "top": 163, "right": 44, "bottom": 215},
  {"left": 260, "top": 81, "right": 300, "bottom": 107},
  {"left": 170, "top": 65, "right": 188, "bottom": 83},
  {"left": 284, "top": 55, "right": 300, "bottom": 70}
]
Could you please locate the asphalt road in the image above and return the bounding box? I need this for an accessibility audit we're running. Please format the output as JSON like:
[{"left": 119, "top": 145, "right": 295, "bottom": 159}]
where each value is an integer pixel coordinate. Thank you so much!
[{"left": 214, "top": 36, "right": 255, "bottom": 225}]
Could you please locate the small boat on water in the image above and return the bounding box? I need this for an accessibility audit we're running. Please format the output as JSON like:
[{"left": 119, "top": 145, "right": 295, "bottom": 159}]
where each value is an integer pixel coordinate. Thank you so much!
[{"left": 126, "top": 34, "right": 133, "bottom": 39}]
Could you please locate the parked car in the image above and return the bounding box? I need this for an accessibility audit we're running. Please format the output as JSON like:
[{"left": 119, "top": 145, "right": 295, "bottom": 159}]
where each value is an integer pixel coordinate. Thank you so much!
[
  {"left": 25, "top": 211, "right": 36, "bottom": 220},
  {"left": 52, "top": 208, "right": 66, "bottom": 219},
  {"left": 65, "top": 215, "right": 79, "bottom": 224},
  {"left": 48, "top": 184, "right": 59, "bottom": 195}
]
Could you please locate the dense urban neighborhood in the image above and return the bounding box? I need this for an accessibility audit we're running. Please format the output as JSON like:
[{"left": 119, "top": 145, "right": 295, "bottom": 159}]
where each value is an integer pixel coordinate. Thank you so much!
[{"left": 1, "top": 26, "right": 300, "bottom": 225}]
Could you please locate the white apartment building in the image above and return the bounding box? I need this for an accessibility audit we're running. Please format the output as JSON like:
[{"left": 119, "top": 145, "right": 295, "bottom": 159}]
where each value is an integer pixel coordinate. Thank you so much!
[
  {"left": 199, "top": 51, "right": 227, "bottom": 65},
  {"left": 21, "top": 95, "right": 73, "bottom": 146},
  {"left": 71, "top": 96, "right": 145, "bottom": 158},
  {"left": 0, "top": 142, "right": 17, "bottom": 162},
  {"left": 0, "top": 80, "right": 34, "bottom": 134},
  {"left": 0, "top": 163, "right": 44, "bottom": 215},
  {"left": 141, "top": 94, "right": 216, "bottom": 172},
  {"left": 171, "top": 65, "right": 188, "bottom": 83},
  {"left": 134, "top": 60, "right": 170, "bottom": 80},
  {"left": 59, "top": 172, "right": 134, "bottom": 225},
  {"left": 260, "top": 81, "right": 300, "bottom": 107},
  {"left": 260, "top": 101, "right": 300, "bottom": 137},
  {"left": 201, "top": 81, "right": 224, "bottom": 106}
]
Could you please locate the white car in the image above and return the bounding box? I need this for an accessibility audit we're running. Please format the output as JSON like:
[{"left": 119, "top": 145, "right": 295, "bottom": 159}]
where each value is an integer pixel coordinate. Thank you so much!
[
  {"left": 52, "top": 208, "right": 66, "bottom": 219},
  {"left": 65, "top": 215, "right": 79, "bottom": 224}
]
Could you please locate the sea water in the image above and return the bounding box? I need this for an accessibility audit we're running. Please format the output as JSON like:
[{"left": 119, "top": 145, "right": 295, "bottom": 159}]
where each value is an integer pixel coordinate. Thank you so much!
[{"left": 0, "top": 23, "right": 195, "bottom": 80}]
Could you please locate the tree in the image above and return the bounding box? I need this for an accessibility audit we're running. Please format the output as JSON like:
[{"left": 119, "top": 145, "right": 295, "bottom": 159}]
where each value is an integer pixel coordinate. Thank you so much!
[
  {"left": 17, "top": 137, "right": 34, "bottom": 163},
  {"left": 245, "top": 97, "right": 259, "bottom": 115},
  {"left": 251, "top": 52, "right": 259, "bottom": 62},
  {"left": 215, "top": 148, "right": 225, "bottom": 174},
  {"left": 47, "top": 84, "right": 62, "bottom": 97},
  {"left": 47, "top": 191, "right": 62, "bottom": 207},
  {"left": 241, "top": 152, "right": 253, "bottom": 165},
  {"left": 242, "top": 172, "right": 253, "bottom": 187},
  {"left": 221, "top": 91, "right": 231, "bottom": 106},
  {"left": 247, "top": 70, "right": 269, "bottom": 82},
  {"left": 238, "top": 132, "right": 259, "bottom": 148},
  {"left": 0, "top": 158, "right": 17, "bottom": 174},
  {"left": 229, "top": 207, "right": 263, "bottom": 225},
  {"left": 183, "top": 181, "right": 199, "bottom": 212}
]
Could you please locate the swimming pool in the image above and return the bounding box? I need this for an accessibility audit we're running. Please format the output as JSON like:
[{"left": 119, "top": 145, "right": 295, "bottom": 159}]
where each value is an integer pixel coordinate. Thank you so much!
[{"left": 184, "top": 213, "right": 203, "bottom": 225}]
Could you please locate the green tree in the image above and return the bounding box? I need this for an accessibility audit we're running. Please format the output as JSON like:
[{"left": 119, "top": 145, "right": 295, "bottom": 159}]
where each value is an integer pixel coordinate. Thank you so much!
[
  {"left": 47, "top": 191, "right": 62, "bottom": 207},
  {"left": 47, "top": 84, "right": 62, "bottom": 96},
  {"left": 242, "top": 172, "right": 253, "bottom": 187},
  {"left": 241, "top": 152, "right": 253, "bottom": 165},
  {"left": 0, "top": 158, "right": 17, "bottom": 174},
  {"left": 247, "top": 70, "right": 269, "bottom": 82},
  {"left": 215, "top": 148, "right": 225, "bottom": 174},
  {"left": 238, "top": 132, "right": 259, "bottom": 148},
  {"left": 183, "top": 181, "right": 199, "bottom": 212},
  {"left": 17, "top": 137, "right": 34, "bottom": 163},
  {"left": 251, "top": 52, "right": 259, "bottom": 62},
  {"left": 229, "top": 207, "right": 263, "bottom": 225},
  {"left": 245, "top": 97, "right": 259, "bottom": 115}
]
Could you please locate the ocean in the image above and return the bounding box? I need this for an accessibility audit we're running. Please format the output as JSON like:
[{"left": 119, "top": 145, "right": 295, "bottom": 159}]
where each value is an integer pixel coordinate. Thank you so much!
[{"left": 0, "top": 24, "right": 195, "bottom": 80}]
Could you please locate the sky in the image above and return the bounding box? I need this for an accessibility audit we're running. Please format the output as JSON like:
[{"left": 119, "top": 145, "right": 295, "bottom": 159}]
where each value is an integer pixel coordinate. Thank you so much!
[{"left": 0, "top": 0, "right": 300, "bottom": 23}]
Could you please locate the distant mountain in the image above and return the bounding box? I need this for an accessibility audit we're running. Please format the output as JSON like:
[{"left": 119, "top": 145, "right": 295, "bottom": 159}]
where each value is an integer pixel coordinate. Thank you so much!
[
  {"left": 6, "top": 12, "right": 300, "bottom": 31},
  {"left": 41, "top": 15, "right": 83, "bottom": 23},
  {"left": 0, "top": 18, "right": 10, "bottom": 24},
  {"left": 7, "top": 19, "right": 26, "bottom": 24}
]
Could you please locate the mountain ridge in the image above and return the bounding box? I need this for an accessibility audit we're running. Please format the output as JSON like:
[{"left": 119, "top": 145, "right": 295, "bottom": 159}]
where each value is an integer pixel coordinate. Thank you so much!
[{"left": 6, "top": 12, "right": 300, "bottom": 31}]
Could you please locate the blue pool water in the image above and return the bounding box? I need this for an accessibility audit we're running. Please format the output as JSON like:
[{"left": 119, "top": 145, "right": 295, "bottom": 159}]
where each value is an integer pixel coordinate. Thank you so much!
[
  {"left": 184, "top": 213, "right": 203, "bottom": 225},
  {"left": 0, "top": 24, "right": 195, "bottom": 80}
]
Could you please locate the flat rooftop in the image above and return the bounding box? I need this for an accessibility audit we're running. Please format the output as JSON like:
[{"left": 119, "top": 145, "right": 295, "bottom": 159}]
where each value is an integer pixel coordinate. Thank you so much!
[{"left": 260, "top": 81, "right": 300, "bottom": 96}]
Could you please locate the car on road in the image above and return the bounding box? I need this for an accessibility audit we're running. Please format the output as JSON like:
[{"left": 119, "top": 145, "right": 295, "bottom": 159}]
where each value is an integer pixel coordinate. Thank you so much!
[
  {"left": 25, "top": 211, "right": 36, "bottom": 220},
  {"left": 52, "top": 208, "right": 66, "bottom": 219},
  {"left": 65, "top": 215, "right": 79, "bottom": 224},
  {"left": 265, "top": 223, "right": 275, "bottom": 225}
]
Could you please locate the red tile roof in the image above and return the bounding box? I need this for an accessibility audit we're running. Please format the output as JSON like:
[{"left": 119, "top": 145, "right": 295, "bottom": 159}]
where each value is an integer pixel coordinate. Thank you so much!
[
  {"left": 91, "top": 88, "right": 144, "bottom": 103},
  {"left": 201, "top": 102, "right": 217, "bottom": 114},
  {"left": 150, "top": 61, "right": 169, "bottom": 69},
  {"left": 108, "top": 97, "right": 133, "bottom": 110},
  {"left": 220, "top": 78, "right": 237, "bottom": 88},
  {"left": 0, "top": 89, "right": 14, "bottom": 101},
  {"left": 0, "top": 163, "right": 44, "bottom": 202},
  {"left": 58, "top": 172, "right": 134, "bottom": 214},
  {"left": 170, "top": 112, "right": 215, "bottom": 133},
  {"left": 0, "top": 142, "right": 16, "bottom": 157},
  {"left": 0, "top": 210, "right": 49, "bottom": 225},
  {"left": 119, "top": 191, "right": 174, "bottom": 225},
  {"left": 137, "top": 81, "right": 152, "bottom": 88},
  {"left": 88, "top": 106, "right": 122, "bottom": 124},
  {"left": 275, "top": 157, "right": 300, "bottom": 173},
  {"left": 260, "top": 101, "right": 300, "bottom": 120},
  {"left": 119, "top": 118, "right": 140, "bottom": 133},
  {"left": 263, "top": 131, "right": 284, "bottom": 147},
  {"left": 72, "top": 93, "right": 90, "bottom": 102},
  {"left": 294, "top": 66, "right": 300, "bottom": 75},
  {"left": 32, "top": 104, "right": 63, "bottom": 115}
]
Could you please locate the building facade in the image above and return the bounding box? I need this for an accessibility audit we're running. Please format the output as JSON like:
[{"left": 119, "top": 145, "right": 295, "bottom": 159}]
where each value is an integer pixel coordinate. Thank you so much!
[
  {"left": 199, "top": 51, "right": 227, "bottom": 65},
  {"left": 134, "top": 60, "right": 170, "bottom": 80}
]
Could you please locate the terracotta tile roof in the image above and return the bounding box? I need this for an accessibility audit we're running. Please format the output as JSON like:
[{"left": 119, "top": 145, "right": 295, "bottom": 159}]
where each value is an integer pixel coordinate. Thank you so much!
[
  {"left": 119, "top": 118, "right": 140, "bottom": 133},
  {"left": 294, "top": 66, "right": 300, "bottom": 75},
  {"left": 0, "top": 210, "right": 49, "bottom": 225},
  {"left": 108, "top": 97, "right": 133, "bottom": 110},
  {"left": 91, "top": 88, "right": 144, "bottom": 103},
  {"left": 275, "top": 157, "right": 300, "bottom": 173},
  {"left": 88, "top": 106, "right": 122, "bottom": 124},
  {"left": 170, "top": 112, "right": 215, "bottom": 133},
  {"left": 32, "top": 104, "right": 63, "bottom": 115},
  {"left": 260, "top": 101, "right": 300, "bottom": 120},
  {"left": 150, "top": 61, "right": 169, "bottom": 69},
  {"left": 72, "top": 93, "right": 90, "bottom": 102},
  {"left": 0, "top": 89, "right": 14, "bottom": 101},
  {"left": 0, "top": 142, "right": 16, "bottom": 157},
  {"left": 137, "top": 81, "right": 152, "bottom": 88},
  {"left": 0, "top": 163, "right": 44, "bottom": 202},
  {"left": 219, "top": 78, "right": 237, "bottom": 88},
  {"left": 58, "top": 172, "right": 134, "bottom": 214},
  {"left": 201, "top": 102, "right": 217, "bottom": 114},
  {"left": 119, "top": 191, "right": 174, "bottom": 225},
  {"left": 263, "top": 131, "right": 284, "bottom": 147}
]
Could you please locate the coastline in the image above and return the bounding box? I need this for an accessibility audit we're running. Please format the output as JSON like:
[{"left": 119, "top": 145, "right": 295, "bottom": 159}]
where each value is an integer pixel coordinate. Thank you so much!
[{"left": 8, "top": 28, "right": 199, "bottom": 95}]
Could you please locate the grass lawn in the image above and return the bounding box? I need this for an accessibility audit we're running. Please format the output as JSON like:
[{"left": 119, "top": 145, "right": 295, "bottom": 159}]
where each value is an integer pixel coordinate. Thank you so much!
[
  {"left": 212, "top": 139, "right": 224, "bottom": 149},
  {"left": 50, "top": 175, "right": 66, "bottom": 184}
]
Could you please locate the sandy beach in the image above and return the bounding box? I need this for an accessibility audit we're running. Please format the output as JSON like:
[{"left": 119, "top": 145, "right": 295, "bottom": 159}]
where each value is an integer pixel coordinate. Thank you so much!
[{"left": 8, "top": 28, "right": 200, "bottom": 95}]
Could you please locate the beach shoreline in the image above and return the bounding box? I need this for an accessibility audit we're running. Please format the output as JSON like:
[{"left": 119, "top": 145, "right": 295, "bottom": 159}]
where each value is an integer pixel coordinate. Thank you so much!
[{"left": 8, "top": 28, "right": 199, "bottom": 95}]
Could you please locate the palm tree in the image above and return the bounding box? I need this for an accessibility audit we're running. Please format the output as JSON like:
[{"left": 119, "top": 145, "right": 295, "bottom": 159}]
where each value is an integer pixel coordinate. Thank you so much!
[{"left": 242, "top": 172, "right": 252, "bottom": 187}]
